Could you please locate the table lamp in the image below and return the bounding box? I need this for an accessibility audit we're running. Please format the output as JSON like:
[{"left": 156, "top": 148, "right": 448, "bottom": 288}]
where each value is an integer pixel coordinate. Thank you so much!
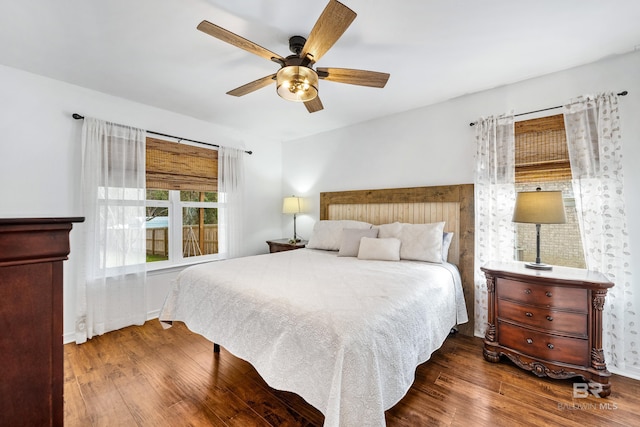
[
  {"left": 512, "top": 187, "right": 566, "bottom": 270},
  {"left": 282, "top": 196, "right": 302, "bottom": 243}
]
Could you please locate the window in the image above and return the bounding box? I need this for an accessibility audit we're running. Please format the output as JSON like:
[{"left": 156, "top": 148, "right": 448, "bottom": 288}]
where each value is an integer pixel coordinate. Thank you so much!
[
  {"left": 514, "top": 114, "right": 585, "bottom": 268},
  {"left": 145, "top": 138, "right": 221, "bottom": 269}
]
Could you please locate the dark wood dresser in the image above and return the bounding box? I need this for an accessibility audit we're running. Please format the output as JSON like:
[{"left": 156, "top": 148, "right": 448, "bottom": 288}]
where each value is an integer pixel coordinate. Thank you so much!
[
  {"left": 0, "top": 217, "right": 83, "bottom": 426},
  {"left": 481, "top": 261, "right": 614, "bottom": 396},
  {"left": 266, "top": 238, "right": 307, "bottom": 253}
]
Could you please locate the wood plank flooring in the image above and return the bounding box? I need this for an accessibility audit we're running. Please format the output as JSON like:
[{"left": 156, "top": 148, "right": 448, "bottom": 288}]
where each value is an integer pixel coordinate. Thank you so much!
[{"left": 64, "top": 320, "right": 640, "bottom": 426}]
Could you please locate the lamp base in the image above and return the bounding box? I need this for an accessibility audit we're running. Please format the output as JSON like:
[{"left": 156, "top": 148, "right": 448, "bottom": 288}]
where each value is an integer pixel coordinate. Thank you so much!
[{"left": 524, "top": 262, "right": 553, "bottom": 271}]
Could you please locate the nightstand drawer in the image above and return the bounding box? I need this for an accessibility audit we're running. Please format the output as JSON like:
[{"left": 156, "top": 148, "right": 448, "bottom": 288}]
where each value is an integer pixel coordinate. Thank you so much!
[
  {"left": 498, "top": 321, "right": 589, "bottom": 366},
  {"left": 498, "top": 299, "right": 588, "bottom": 337},
  {"left": 496, "top": 278, "right": 587, "bottom": 312}
]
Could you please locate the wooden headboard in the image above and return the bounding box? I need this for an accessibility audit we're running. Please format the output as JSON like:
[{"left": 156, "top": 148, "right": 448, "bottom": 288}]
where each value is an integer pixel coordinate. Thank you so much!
[{"left": 320, "top": 184, "right": 475, "bottom": 336}]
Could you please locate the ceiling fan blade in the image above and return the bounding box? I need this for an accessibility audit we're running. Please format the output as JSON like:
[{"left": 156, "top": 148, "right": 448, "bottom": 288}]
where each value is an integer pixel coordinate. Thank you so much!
[
  {"left": 304, "top": 96, "right": 324, "bottom": 113},
  {"left": 197, "top": 20, "right": 284, "bottom": 63},
  {"left": 227, "top": 74, "right": 277, "bottom": 97},
  {"left": 300, "top": 0, "right": 356, "bottom": 64},
  {"left": 317, "top": 68, "right": 390, "bottom": 88}
]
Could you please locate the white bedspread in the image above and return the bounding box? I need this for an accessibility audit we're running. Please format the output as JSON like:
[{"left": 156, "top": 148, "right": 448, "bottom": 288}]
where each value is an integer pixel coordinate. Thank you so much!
[{"left": 159, "top": 249, "right": 468, "bottom": 427}]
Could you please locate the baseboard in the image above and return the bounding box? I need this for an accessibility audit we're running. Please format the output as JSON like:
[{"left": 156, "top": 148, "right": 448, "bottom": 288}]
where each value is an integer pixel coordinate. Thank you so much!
[
  {"left": 609, "top": 365, "right": 640, "bottom": 381},
  {"left": 63, "top": 310, "right": 162, "bottom": 345},
  {"left": 63, "top": 332, "right": 76, "bottom": 345},
  {"left": 147, "top": 309, "right": 160, "bottom": 320}
]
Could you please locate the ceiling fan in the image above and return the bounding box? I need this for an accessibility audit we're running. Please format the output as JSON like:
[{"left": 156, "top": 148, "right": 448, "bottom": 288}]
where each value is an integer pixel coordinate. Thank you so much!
[{"left": 197, "top": 0, "right": 390, "bottom": 113}]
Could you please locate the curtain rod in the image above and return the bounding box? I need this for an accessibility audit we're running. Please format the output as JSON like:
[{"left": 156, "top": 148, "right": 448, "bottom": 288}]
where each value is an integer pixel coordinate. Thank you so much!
[
  {"left": 468, "top": 90, "right": 628, "bottom": 127},
  {"left": 72, "top": 113, "right": 253, "bottom": 155}
]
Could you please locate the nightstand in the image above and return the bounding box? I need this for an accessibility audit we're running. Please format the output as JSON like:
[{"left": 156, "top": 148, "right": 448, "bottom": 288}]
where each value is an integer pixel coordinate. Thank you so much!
[
  {"left": 266, "top": 238, "right": 308, "bottom": 253},
  {"left": 481, "top": 261, "right": 614, "bottom": 396}
]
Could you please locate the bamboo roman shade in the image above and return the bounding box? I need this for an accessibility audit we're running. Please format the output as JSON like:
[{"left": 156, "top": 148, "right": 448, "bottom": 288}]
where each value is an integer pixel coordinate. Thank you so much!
[
  {"left": 146, "top": 137, "right": 218, "bottom": 191},
  {"left": 515, "top": 114, "right": 571, "bottom": 183}
]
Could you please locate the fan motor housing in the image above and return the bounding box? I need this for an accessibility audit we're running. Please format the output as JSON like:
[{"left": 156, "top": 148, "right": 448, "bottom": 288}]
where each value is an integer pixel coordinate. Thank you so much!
[{"left": 288, "top": 35, "right": 306, "bottom": 55}]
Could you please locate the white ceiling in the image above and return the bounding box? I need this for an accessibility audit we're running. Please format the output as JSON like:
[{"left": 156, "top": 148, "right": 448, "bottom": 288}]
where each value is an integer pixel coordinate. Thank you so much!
[{"left": 1, "top": 0, "right": 639, "bottom": 141}]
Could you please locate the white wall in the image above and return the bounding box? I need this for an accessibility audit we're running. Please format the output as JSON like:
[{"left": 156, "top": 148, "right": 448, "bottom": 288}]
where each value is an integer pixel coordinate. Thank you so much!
[
  {"left": 0, "top": 64, "right": 283, "bottom": 342},
  {"left": 282, "top": 50, "right": 640, "bottom": 366},
  {"left": 2, "top": 47, "right": 638, "bottom": 366}
]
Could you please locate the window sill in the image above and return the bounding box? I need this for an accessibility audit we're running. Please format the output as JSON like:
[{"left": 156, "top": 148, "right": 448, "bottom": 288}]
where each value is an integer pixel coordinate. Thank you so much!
[{"left": 146, "top": 255, "right": 225, "bottom": 275}]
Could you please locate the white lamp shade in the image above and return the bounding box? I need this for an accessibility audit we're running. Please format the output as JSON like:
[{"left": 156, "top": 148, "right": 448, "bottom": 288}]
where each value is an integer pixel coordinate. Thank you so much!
[
  {"left": 512, "top": 190, "right": 567, "bottom": 224},
  {"left": 282, "top": 196, "right": 302, "bottom": 214}
]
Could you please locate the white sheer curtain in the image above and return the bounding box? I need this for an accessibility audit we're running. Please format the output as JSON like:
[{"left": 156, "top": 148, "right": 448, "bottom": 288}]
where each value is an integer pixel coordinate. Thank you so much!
[
  {"left": 473, "top": 114, "right": 516, "bottom": 335},
  {"left": 564, "top": 93, "right": 638, "bottom": 372},
  {"left": 76, "top": 117, "right": 147, "bottom": 343},
  {"left": 218, "top": 146, "right": 246, "bottom": 259}
]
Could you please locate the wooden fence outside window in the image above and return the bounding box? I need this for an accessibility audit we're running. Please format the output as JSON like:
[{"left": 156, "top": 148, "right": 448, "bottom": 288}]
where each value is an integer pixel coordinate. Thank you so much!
[{"left": 146, "top": 225, "right": 218, "bottom": 258}]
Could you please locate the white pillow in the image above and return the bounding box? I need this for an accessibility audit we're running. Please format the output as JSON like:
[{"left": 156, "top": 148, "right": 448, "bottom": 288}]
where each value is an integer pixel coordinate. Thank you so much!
[
  {"left": 398, "top": 222, "right": 445, "bottom": 262},
  {"left": 375, "top": 222, "right": 402, "bottom": 238},
  {"left": 442, "top": 232, "right": 454, "bottom": 263},
  {"left": 307, "top": 220, "right": 372, "bottom": 251},
  {"left": 375, "top": 221, "right": 445, "bottom": 263},
  {"left": 357, "top": 237, "right": 401, "bottom": 261},
  {"left": 338, "top": 228, "right": 379, "bottom": 257}
]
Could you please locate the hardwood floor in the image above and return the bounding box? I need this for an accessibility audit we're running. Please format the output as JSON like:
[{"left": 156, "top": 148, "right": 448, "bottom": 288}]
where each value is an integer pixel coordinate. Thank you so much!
[{"left": 64, "top": 320, "right": 640, "bottom": 426}]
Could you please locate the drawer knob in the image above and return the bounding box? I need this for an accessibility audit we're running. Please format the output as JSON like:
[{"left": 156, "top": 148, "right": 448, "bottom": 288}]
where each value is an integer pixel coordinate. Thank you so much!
[
  {"left": 546, "top": 315, "right": 554, "bottom": 321},
  {"left": 524, "top": 289, "right": 532, "bottom": 295},
  {"left": 526, "top": 338, "right": 533, "bottom": 344},
  {"left": 547, "top": 343, "right": 554, "bottom": 349},
  {"left": 546, "top": 291, "right": 553, "bottom": 297},
  {"left": 525, "top": 312, "right": 533, "bottom": 317}
]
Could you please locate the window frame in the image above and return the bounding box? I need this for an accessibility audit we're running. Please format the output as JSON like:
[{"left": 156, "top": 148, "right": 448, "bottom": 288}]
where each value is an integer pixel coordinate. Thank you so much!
[
  {"left": 92, "top": 185, "right": 148, "bottom": 278},
  {"left": 144, "top": 137, "right": 221, "bottom": 271},
  {"left": 146, "top": 190, "right": 222, "bottom": 271}
]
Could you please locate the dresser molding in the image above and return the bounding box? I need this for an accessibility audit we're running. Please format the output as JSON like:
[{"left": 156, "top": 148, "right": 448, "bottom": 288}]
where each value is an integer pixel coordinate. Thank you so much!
[
  {"left": 482, "top": 261, "right": 614, "bottom": 397},
  {"left": 0, "top": 217, "right": 83, "bottom": 426}
]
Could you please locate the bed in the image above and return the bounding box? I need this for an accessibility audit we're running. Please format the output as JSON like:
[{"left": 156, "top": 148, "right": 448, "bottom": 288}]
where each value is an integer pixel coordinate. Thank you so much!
[{"left": 159, "top": 184, "right": 475, "bottom": 426}]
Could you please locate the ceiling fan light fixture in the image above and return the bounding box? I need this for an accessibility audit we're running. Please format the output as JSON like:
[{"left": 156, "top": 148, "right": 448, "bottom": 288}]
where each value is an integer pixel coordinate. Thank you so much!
[{"left": 276, "top": 66, "right": 318, "bottom": 102}]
